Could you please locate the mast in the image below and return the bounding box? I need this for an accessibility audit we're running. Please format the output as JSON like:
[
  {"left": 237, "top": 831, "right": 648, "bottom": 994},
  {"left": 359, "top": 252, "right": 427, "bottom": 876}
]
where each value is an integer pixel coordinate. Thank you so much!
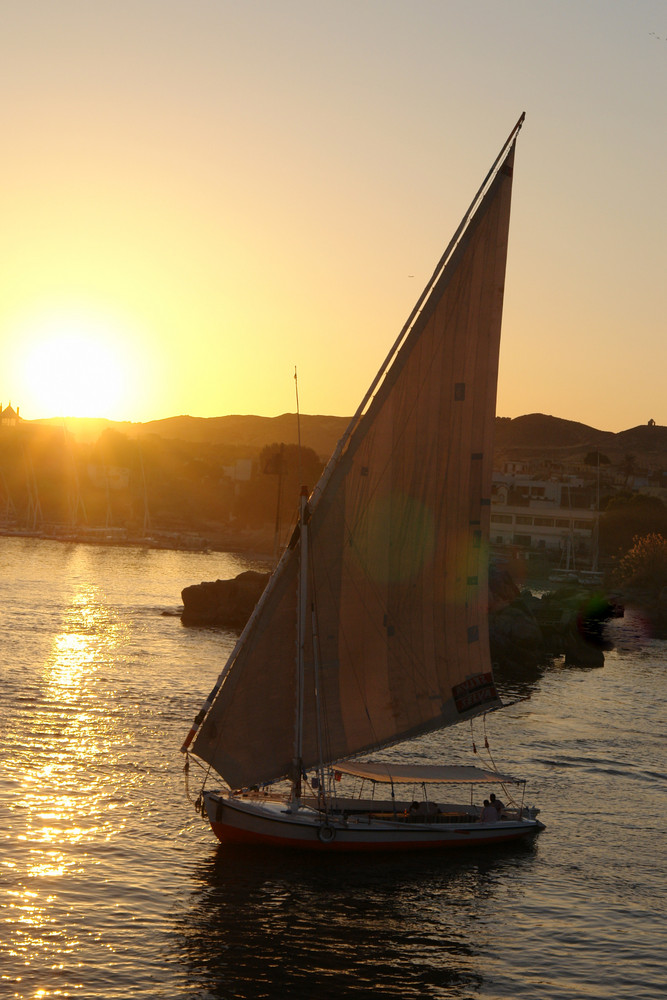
[
  {"left": 592, "top": 451, "right": 600, "bottom": 573},
  {"left": 290, "top": 485, "right": 309, "bottom": 810},
  {"left": 139, "top": 445, "right": 151, "bottom": 538},
  {"left": 311, "top": 597, "right": 327, "bottom": 803}
]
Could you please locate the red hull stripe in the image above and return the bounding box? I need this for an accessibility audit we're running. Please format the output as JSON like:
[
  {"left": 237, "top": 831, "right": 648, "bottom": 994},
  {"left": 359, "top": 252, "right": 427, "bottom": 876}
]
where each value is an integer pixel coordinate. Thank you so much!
[{"left": 209, "top": 820, "right": 537, "bottom": 852}]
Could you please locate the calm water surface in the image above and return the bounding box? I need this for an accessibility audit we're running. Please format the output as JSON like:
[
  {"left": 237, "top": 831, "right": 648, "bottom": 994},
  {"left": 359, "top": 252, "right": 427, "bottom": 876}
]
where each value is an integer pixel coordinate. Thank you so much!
[{"left": 0, "top": 537, "right": 665, "bottom": 999}]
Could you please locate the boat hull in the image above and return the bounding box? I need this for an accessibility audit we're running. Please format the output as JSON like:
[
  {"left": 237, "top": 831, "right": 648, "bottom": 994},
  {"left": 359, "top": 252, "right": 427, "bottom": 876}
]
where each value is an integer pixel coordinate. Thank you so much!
[{"left": 203, "top": 792, "right": 545, "bottom": 852}]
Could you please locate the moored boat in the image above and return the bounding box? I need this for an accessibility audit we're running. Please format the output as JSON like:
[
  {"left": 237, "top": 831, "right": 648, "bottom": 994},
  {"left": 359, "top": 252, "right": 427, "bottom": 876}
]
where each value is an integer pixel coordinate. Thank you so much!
[
  {"left": 182, "top": 113, "right": 545, "bottom": 851},
  {"left": 199, "top": 760, "right": 543, "bottom": 850}
]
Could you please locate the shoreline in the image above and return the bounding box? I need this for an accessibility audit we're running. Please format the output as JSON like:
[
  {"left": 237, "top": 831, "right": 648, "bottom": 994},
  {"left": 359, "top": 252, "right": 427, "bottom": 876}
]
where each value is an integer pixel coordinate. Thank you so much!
[{"left": 0, "top": 526, "right": 275, "bottom": 564}]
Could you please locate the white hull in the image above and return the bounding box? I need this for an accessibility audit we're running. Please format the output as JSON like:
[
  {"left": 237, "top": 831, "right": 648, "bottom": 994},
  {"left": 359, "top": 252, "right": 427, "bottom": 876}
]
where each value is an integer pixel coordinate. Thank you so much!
[{"left": 203, "top": 791, "right": 545, "bottom": 852}]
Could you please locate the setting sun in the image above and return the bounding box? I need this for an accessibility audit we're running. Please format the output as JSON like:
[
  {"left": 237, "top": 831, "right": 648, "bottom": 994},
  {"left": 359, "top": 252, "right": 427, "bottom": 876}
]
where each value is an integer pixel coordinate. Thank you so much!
[{"left": 11, "top": 306, "right": 139, "bottom": 420}]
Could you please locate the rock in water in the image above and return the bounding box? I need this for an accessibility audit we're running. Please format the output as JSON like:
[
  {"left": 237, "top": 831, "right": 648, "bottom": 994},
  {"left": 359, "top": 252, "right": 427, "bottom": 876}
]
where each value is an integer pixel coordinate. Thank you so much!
[{"left": 181, "top": 570, "right": 270, "bottom": 628}]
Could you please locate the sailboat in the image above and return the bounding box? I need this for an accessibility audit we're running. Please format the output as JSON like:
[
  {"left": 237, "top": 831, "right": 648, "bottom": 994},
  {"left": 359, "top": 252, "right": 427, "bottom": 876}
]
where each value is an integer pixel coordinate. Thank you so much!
[{"left": 181, "top": 114, "right": 545, "bottom": 850}]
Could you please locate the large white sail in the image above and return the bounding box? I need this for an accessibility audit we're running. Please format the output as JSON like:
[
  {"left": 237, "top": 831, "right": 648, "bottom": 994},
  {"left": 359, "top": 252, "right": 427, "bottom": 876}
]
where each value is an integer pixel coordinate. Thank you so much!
[{"left": 191, "top": 132, "right": 519, "bottom": 791}]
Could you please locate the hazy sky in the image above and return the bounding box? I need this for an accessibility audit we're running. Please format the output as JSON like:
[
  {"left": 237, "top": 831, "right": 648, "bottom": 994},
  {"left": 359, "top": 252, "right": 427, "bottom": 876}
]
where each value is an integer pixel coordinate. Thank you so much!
[{"left": 1, "top": 1, "right": 665, "bottom": 430}]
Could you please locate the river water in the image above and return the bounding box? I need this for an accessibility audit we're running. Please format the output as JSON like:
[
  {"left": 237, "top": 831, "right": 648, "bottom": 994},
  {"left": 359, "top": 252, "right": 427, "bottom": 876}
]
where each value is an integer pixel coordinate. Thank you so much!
[{"left": 0, "top": 536, "right": 665, "bottom": 1000}]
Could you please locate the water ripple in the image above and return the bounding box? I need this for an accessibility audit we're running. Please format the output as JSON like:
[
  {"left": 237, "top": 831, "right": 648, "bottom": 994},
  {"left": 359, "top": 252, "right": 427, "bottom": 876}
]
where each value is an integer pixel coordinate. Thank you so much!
[{"left": 1, "top": 537, "right": 666, "bottom": 999}]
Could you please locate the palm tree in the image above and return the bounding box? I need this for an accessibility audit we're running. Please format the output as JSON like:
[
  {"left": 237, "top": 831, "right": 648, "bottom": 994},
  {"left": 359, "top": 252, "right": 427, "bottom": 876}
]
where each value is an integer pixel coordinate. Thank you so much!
[{"left": 621, "top": 454, "right": 637, "bottom": 488}]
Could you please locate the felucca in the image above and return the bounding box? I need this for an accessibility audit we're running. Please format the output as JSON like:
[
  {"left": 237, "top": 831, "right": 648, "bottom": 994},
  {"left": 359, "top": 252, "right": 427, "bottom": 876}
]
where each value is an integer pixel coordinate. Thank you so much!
[{"left": 181, "top": 114, "right": 545, "bottom": 850}]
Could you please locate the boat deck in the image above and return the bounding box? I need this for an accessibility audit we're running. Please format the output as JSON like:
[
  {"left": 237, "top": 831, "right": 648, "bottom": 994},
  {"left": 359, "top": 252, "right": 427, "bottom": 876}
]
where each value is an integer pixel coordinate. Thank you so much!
[{"left": 229, "top": 791, "right": 528, "bottom": 825}]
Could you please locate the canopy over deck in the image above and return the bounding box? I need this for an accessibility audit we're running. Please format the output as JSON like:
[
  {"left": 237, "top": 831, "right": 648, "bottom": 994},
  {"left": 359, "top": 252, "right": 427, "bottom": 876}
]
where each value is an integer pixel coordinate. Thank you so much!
[{"left": 334, "top": 761, "right": 523, "bottom": 785}]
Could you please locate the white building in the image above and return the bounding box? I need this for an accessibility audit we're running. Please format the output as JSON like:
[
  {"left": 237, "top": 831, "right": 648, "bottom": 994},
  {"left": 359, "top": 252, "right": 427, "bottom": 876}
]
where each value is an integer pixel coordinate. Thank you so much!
[{"left": 491, "top": 473, "right": 597, "bottom": 558}]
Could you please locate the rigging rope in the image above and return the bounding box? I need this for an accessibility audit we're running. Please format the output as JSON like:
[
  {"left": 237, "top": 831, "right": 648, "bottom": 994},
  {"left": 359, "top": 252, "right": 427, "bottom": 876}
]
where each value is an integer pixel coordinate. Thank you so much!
[
  {"left": 183, "top": 750, "right": 215, "bottom": 812},
  {"left": 479, "top": 714, "right": 520, "bottom": 809}
]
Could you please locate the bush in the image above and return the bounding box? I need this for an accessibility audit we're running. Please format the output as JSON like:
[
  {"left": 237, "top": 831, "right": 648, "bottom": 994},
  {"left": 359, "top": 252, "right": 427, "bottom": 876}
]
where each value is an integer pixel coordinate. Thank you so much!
[
  {"left": 614, "top": 533, "right": 667, "bottom": 592},
  {"left": 600, "top": 493, "right": 667, "bottom": 559}
]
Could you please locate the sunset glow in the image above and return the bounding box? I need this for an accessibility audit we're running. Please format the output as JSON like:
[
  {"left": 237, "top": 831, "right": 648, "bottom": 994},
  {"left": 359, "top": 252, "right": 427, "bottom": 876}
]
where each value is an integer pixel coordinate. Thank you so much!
[
  {"left": 11, "top": 307, "right": 140, "bottom": 420},
  {"left": 1, "top": 3, "right": 666, "bottom": 430}
]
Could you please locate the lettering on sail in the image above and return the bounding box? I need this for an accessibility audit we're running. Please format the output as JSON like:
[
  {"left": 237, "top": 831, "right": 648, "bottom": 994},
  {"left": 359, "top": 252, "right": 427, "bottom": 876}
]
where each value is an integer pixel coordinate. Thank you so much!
[{"left": 452, "top": 673, "right": 498, "bottom": 714}]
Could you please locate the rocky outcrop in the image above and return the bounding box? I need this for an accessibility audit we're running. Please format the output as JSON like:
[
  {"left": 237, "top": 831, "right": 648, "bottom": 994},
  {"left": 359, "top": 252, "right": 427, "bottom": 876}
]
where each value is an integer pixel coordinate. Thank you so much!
[
  {"left": 614, "top": 585, "right": 667, "bottom": 639},
  {"left": 181, "top": 564, "right": 622, "bottom": 676},
  {"left": 489, "top": 567, "right": 622, "bottom": 675},
  {"left": 181, "top": 570, "right": 270, "bottom": 628}
]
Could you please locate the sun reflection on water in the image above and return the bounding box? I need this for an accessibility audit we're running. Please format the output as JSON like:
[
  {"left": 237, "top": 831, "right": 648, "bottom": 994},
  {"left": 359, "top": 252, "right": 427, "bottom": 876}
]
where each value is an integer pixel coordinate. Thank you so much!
[
  {"left": 2, "top": 581, "right": 134, "bottom": 987},
  {"left": 2, "top": 539, "right": 665, "bottom": 999},
  {"left": 44, "top": 584, "right": 127, "bottom": 694}
]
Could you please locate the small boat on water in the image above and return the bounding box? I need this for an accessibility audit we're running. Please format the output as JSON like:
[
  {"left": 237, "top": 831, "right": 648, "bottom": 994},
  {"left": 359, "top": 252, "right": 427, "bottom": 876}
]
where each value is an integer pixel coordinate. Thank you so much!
[{"left": 181, "top": 114, "right": 545, "bottom": 851}]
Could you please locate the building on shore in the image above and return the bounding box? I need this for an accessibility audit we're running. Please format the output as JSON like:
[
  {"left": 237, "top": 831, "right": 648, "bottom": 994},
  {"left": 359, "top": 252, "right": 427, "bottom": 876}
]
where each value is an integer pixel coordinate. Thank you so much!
[
  {"left": 0, "top": 403, "right": 20, "bottom": 429},
  {"left": 491, "top": 469, "right": 598, "bottom": 571}
]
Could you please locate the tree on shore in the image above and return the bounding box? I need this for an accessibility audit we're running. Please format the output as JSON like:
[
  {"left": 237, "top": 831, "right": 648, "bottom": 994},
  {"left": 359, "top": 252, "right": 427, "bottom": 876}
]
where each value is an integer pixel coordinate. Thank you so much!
[
  {"left": 233, "top": 443, "right": 323, "bottom": 533},
  {"left": 584, "top": 450, "right": 610, "bottom": 467},
  {"left": 614, "top": 533, "right": 667, "bottom": 592},
  {"left": 621, "top": 453, "right": 637, "bottom": 487},
  {"left": 599, "top": 493, "right": 667, "bottom": 560}
]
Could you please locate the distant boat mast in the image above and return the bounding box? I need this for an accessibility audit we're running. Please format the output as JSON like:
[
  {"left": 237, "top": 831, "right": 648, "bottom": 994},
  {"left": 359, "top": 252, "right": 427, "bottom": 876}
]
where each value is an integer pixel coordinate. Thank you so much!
[{"left": 294, "top": 365, "right": 302, "bottom": 487}]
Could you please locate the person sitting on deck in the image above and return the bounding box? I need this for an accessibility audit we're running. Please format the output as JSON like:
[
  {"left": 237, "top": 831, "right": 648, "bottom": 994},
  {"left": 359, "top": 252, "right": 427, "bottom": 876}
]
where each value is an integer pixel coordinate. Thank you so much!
[
  {"left": 408, "top": 800, "right": 439, "bottom": 819},
  {"left": 490, "top": 793, "right": 506, "bottom": 817},
  {"left": 480, "top": 799, "right": 499, "bottom": 822}
]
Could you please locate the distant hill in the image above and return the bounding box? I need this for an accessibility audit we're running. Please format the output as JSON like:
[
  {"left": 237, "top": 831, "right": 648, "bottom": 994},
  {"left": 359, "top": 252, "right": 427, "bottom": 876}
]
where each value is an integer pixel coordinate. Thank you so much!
[
  {"left": 32, "top": 412, "right": 667, "bottom": 467},
  {"left": 34, "top": 413, "right": 351, "bottom": 460},
  {"left": 615, "top": 423, "right": 667, "bottom": 456},
  {"left": 494, "top": 414, "right": 667, "bottom": 465},
  {"left": 494, "top": 414, "right": 608, "bottom": 449},
  {"left": 137, "top": 413, "right": 350, "bottom": 458}
]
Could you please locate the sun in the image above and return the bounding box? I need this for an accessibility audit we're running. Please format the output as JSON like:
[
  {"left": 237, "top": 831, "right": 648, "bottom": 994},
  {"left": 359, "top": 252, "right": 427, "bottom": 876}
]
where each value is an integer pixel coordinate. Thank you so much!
[{"left": 13, "top": 305, "right": 139, "bottom": 420}]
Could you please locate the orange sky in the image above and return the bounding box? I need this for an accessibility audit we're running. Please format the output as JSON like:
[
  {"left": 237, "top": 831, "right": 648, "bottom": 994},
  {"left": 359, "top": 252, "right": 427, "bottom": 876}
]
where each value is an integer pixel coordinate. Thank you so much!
[{"left": 1, "top": 2, "right": 666, "bottom": 431}]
